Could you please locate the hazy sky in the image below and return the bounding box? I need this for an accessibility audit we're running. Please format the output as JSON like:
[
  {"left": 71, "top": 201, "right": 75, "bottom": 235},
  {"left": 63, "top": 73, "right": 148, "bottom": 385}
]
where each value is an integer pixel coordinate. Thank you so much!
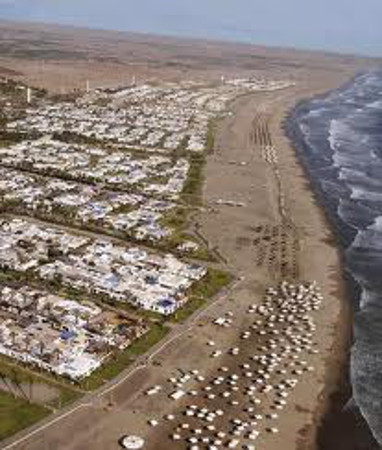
[{"left": 1, "top": 0, "right": 382, "bottom": 56}]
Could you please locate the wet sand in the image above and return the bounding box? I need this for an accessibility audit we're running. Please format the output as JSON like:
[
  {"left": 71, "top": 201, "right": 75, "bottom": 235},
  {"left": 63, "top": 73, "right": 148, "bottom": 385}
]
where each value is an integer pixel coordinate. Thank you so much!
[{"left": 266, "top": 80, "right": 353, "bottom": 450}]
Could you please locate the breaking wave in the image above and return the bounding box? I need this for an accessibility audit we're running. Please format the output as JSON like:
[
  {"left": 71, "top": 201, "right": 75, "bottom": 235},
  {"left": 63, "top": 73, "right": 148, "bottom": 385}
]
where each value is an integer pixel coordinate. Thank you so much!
[{"left": 287, "top": 70, "right": 382, "bottom": 445}]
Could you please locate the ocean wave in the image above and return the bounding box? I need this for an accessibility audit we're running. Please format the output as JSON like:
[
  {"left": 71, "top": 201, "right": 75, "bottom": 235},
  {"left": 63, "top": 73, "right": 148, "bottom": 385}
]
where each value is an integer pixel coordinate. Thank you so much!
[
  {"left": 289, "top": 69, "right": 382, "bottom": 446},
  {"left": 350, "top": 187, "right": 382, "bottom": 202},
  {"left": 337, "top": 198, "right": 377, "bottom": 231},
  {"left": 367, "top": 99, "right": 382, "bottom": 110},
  {"left": 328, "top": 119, "right": 347, "bottom": 152},
  {"left": 351, "top": 223, "right": 382, "bottom": 250}
]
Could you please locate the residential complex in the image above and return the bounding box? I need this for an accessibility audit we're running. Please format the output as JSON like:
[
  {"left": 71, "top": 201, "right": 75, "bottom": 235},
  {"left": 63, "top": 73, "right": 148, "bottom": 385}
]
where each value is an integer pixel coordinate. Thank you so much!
[
  {"left": 0, "top": 285, "right": 147, "bottom": 379},
  {"left": 0, "top": 76, "right": 293, "bottom": 380}
]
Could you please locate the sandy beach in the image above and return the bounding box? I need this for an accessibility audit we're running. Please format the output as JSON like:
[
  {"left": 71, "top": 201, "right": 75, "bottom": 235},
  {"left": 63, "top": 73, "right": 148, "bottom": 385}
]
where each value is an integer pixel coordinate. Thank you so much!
[{"left": 199, "top": 74, "right": 356, "bottom": 450}]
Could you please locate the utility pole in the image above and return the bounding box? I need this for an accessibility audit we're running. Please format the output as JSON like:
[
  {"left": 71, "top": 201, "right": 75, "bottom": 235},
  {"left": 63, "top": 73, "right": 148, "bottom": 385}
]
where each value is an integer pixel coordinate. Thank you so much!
[{"left": 27, "top": 87, "right": 32, "bottom": 104}]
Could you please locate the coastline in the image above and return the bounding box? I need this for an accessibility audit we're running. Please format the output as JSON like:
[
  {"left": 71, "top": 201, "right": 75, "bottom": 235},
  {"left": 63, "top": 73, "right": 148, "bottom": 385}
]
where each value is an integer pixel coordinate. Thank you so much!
[
  {"left": 282, "top": 97, "right": 354, "bottom": 449},
  {"left": 197, "top": 71, "right": 366, "bottom": 450},
  {"left": 282, "top": 84, "right": 380, "bottom": 450},
  {"left": 200, "top": 72, "right": 362, "bottom": 450},
  {"left": 263, "top": 76, "right": 352, "bottom": 450}
]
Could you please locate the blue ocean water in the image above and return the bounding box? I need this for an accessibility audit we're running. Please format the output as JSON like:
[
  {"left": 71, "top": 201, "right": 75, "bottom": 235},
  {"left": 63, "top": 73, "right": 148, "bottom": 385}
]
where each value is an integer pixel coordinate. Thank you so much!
[{"left": 287, "top": 70, "right": 382, "bottom": 445}]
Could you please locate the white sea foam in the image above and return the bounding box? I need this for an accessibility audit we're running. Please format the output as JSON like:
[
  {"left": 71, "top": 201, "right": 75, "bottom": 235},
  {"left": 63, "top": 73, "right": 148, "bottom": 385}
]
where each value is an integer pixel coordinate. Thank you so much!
[
  {"left": 370, "top": 149, "right": 379, "bottom": 159},
  {"left": 328, "top": 119, "right": 345, "bottom": 152},
  {"left": 351, "top": 215, "right": 382, "bottom": 250},
  {"left": 359, "top": 288, "right": 377, "bottom": 309},
  {"left": 367, "top": 99, "right": 382, "bottom": 110},
  {"left": 339, "top": 167, "right": 365, "bottom": 181},
  {"left": 332, "top": 151, "right": 360, "bottom": 169},
  {"left": 298, "top": 123, "right": 309, "bottom": 137},
  {"left": 305, "top": 107, "right": 326, "bottom": 118},
  {"left": 368, "top": 215, "right": 382, "bottom": 232},
  {"left": 350, "top": 187, "right": 382, "bottom": 202}
]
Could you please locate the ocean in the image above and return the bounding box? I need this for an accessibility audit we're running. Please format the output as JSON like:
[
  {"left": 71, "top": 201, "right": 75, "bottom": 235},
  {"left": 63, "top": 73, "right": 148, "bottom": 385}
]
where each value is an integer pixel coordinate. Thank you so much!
[{"left": 287, "top": 70, "right": 382, "bottom": 447}]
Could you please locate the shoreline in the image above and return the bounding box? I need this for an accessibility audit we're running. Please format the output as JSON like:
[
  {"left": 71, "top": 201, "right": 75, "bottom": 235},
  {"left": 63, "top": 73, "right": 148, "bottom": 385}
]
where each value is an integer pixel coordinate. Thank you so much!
[
  {"left": 298, "top": 253, "right": 354, "bottom": 450},
  {"left": 200, "top": 74, "right": 362, "bottom": 450},
  {"left": 283, "top": 87, "right": 380, "bottom": 450}
]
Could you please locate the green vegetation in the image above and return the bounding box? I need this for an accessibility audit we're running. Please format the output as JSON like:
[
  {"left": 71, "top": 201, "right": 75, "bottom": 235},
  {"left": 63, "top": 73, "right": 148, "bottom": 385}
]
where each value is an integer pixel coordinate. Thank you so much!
[
  {"left": 159, "top": 205, "right": 216, "bottom": 261},
  {"left": 0, "top": 390, "right": 50, "bottom": 441},
  {"left": 103, "top": 296, "right": 163, "bottom": 322},
  {"left": 172, "top": 268, "right": 233, "bottom": 323},
  {"left": 161, "top": 205, "right": 190, "bottom": 231},
  {"left": 172, "top": 296, "right": 206, "bottom": 323},
  {"left": 170, "top": 232, "right": 215, "bottom": 262},
  {"left": 0, "top": 356, "right": 82, "bottom": 409},
  {"left": 0, "top": 79, "right": 21, "bottom": 96},
  {"left": 182, "top": 155, "right": 205, "bottom": 206},
  {"left": 148, "top": 174, "right": 169, "bottom": 185},
  {"left": 52, "top": 131, "right": 104, "bottom": 146},
  {"left": 92, "top": 97, "right": 111, "bottom": 107},
  {"left": 49, "top": 91, "right": 81, "bottom": 103},
  {"left": 0, "top": 79, "right": 46, "bottom": 99},
  {"left": 80, "top": 323, "right": 170, "bottom": 391},
  {"left": 205, "top": 118, "right": 218, "bottom": 154},
  {"left": 189, "top": 268, "right": 233, "bottom": 299},
  {"left": 127, "top": 323, "right": 169, "bottom": 356},
  {"left": 0, "top": 130, "right": 35, "bottom": 147},
  {"left": 48, "top": 387, "right": 81, "bottom": 410},
  {"left": 187, "top": 245, "right": 214, "bottom": 262}
]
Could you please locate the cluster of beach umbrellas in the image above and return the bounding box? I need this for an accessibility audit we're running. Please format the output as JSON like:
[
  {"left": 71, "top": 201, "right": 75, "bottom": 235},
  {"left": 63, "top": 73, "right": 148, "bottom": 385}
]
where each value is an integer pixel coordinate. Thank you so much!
[
  {"left": 144, "top": 280, "right": 322, "bottom": 449},
  {"left": 262, "top": 145, "right": 277, "bottom": 165}
]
